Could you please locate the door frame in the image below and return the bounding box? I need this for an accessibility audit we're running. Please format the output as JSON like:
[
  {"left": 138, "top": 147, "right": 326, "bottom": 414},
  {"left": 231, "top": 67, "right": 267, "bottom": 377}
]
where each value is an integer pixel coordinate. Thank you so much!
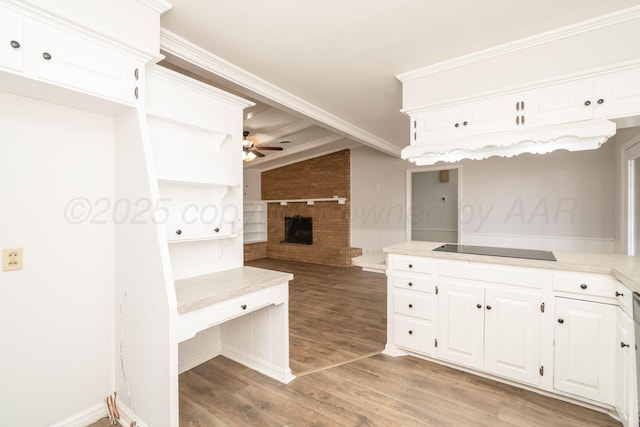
[
  {"left": 623, "top": 139, "right": 640, "bottom": 255},
  {"left": 406, "top": 165, "right": 462, "bottom": 242}
]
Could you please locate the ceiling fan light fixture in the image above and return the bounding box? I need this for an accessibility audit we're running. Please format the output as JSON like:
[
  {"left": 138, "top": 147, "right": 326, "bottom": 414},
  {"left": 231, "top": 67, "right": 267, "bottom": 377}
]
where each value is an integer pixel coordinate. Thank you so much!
[{"left": 243, "top": 150, "right": 257, "bottom": 162}]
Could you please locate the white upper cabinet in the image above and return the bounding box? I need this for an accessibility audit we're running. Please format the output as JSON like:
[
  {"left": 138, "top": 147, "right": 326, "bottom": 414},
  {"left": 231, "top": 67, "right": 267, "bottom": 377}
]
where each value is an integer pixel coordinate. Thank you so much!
[
  {"left": 412, "top": 94, "right": 519, "bottom": 145},
  {"left": 525, "top": 68, "right": 640, "bottom": 128},
  {"left": 26, "top": 19, "right": 141, "bottom": 104},
  {"left": 593, "top": 68, "right": 640, "bottom": 120}
]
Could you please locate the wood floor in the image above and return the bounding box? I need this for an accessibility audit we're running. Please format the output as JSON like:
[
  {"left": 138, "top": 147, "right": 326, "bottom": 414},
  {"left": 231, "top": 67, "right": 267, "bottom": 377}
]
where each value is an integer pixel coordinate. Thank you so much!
[{"left": 88, "top": 258, "right": 620, "bottom": 427}]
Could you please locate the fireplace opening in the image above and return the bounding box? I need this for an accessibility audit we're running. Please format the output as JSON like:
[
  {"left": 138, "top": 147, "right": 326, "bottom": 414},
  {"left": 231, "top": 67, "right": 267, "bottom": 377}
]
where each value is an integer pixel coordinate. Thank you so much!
[{"left": 284, "top": 215, "right": 313, "bottom": 245}]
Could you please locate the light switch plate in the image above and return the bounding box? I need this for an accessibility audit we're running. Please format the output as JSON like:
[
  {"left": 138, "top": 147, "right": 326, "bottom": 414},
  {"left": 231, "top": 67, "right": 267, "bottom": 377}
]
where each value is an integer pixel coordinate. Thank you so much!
[{"left": 3, "top": 248, "right": 23, "bottom": 272}]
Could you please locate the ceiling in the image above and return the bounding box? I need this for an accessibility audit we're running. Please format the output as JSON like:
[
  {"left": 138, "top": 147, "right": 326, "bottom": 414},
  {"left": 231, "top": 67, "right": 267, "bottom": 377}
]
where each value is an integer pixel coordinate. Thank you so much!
[{"left": 159, "top": 0, "right": 638, "bottom": 170}]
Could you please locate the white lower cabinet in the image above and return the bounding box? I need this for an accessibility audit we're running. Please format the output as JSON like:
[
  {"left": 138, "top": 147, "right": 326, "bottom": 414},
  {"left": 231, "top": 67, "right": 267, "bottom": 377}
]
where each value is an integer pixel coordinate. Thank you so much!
[
  {"left": 438, "top": 280, "right": 542, "bottom": 385},
  {"left": 553, "top": 297, "right": 616, "bottom": 405},
  {"left": 386, "top": 254, "right": 635, "bottom": 425}
]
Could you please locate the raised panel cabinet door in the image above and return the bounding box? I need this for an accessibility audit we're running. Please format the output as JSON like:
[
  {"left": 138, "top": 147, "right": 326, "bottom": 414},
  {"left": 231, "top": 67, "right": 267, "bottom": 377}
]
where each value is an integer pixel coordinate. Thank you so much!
[
  {"left": 28, "top": 20, "right": 138, "bottom": 104},
  {"left": 411, "top": 107, "right": 462, "bottom": 144},
  {"left": 461, "top": 93, "right": 519, "bottom": 137},
  {"left": 0, "top": 6, "right": 24, "bottom": 72},
  {"left": 437, "top": 280, "right": 484, "bottom": 370},
  {"left": 615, "top": 309, "right": 636, "bottom": 427},
  {"left": 484, "top": 287, "right": 541, "bottom": 386},
  {"left": 593, "top": 68, "right": 640, "bottom": 120},
  {"left": 554, "top": 298, "right": 616, "bottom": 405},
  {"left": 524, "top": 80, "right": 593, "bottom": 128}
]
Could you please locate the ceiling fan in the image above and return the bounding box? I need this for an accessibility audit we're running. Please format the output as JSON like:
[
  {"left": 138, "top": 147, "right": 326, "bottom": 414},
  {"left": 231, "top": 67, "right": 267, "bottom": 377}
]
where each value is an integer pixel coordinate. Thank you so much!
[{"left": 242, "top": 131, "right": 284, "bottom": 162}]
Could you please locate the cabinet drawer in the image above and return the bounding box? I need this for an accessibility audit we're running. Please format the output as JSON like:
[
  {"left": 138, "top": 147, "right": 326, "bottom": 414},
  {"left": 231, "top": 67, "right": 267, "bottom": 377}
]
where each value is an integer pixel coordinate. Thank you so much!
[
  {"left": 390, "top": 255, "right": 435, "bottom": 274},
  {"left": 393, "top": 290, "right": 434, "bottom": 320},
  {"left": 392, "top": 273, "right": 436, "bottom": 293},
  {"left": 393, "top": 316, "right": 435, "bottom": 355},
  {"left": 438, "top": 260, "right": 543, "bottom": 288},
  {"left": 553, "top": 271, "right": 617, "bottom": 299}
]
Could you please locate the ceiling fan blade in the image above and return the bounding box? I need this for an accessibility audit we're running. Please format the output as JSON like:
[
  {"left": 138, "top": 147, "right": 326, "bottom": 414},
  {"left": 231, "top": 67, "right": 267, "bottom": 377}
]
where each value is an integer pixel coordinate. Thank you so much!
[
  {"left": 255, "top": 146, "right": 284, "bottom": 151},
  {"left": 250, "top": 148, "right": 266, "bottom": 157}
]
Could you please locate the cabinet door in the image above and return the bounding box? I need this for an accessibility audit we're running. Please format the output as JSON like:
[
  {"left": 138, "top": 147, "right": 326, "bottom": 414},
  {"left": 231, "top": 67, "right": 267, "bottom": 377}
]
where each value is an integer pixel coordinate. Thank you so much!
[
  {"left": 554, "top": 298, "right": 616, "bottom": 405},
  {"left": 615, "top": 309, "right": 636, "bottom": 427},
  {"left": 484, "top": 287, "right": 541, "bottom": 386},
  {"left": 461, "top": 94, "right": 518, "bottom": 137},
  {"left": 524, "top": 81, "right": 593, "bottom": 128},
  {"left": 593, "top": 68, "right": 640, "bottom": 120},
  {"left": 412, "top": 107, "right": 462, "bottom": 143},
  {"left": 0, "top": 6, "right": 24, "bottom": 72},
  {"left": 27, "top": 20, "right": 138, "bottom": 104},
  {"left": 437, "top": 280, "right": 484, "bottom": 370}
]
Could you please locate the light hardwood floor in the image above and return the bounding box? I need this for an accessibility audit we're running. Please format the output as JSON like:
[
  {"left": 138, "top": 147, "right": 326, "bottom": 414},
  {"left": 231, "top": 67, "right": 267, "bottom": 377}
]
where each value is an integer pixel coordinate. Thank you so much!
[{"left": 89, "top": 258, "right": 620, "bottom": 427}]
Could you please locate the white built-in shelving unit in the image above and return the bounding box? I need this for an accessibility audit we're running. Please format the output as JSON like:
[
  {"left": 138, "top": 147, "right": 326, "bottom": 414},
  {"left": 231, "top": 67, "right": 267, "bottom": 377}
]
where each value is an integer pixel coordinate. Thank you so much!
[{"left": 243, "top": 200, "right": 267, "bottom": 243}]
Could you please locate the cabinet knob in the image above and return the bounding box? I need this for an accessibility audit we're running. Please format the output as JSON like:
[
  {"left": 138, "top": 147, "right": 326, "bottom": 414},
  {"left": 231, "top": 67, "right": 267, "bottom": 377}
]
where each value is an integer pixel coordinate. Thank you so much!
[
  {"left": 486, "top": 305, "right": 492, "bottom": 310},
  {"left": 476, "top": 304, "right": 482, "bottom": 309},
  {"left": 408, "top": 330, "right": 413, "bottom": 335},
  {"left": 214, "top": 227, "right": 220, "bottom": 233},
  {"left": 580, "top": 283, "right": 587, "bottom": 290},
  {"left": 621, "top": 341, "right": 630, "bottom": 348},
  {"left": 241, "top": 304, "right": 247, "bottom": 310},
  {"left": 408, "top": 304, "right": 413, "bottom": 308},
  {"left": 175, "top": 229, "right": 182, "bottom": 235},
  {"left": 584, "top": 100, "right": 591, "bottom": 106},
  {"left": 42, "top": 52, "right": 52, "bottom": 60},
  {"left": 615, "top": 291, "right": 624, "bottom": 297},
  {"left": 557, "top": 318, "right": 564, "bottom": 324},
  {"left": 463, "top": 121, "right": 468, "bottom": 126},
  {"left": 454, "top": 123, "right": 460, "bottom": 128},
  {"left": 10, "top": 40, "right": 20, "bottom": 49},
  {"left": 408, "top": 282, "right": 413, "bottom": 287},
  {"left": 408, "top": 264, "right": 413, "bottom": 269},
  {"left": 597, "top": 98, "right": 604, "bottom": 104}
]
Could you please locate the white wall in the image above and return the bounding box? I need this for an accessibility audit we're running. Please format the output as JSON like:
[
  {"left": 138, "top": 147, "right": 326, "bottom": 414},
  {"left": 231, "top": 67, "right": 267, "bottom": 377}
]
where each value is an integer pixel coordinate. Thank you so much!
[
  {"left": 351, "top": 139, "right": 620, "bottom": 254},
  {"left": 460, "top": 142, "right": 615, "bottom": 252},
  {"left": 411, "top": 169, "right": 458, "bottom": 243},
  {"left": 0, "top": 92, "right": 114, "bottom": 425},
  {"left": 350, "top": 146, "right": 408, "bottom": 253}
]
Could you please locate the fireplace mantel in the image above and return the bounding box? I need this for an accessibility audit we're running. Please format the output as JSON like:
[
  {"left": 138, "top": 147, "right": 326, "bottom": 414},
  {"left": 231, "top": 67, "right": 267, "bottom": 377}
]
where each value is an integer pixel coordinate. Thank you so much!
[{"left": 265, "top": 197, "right": 346, "bottom": 206}]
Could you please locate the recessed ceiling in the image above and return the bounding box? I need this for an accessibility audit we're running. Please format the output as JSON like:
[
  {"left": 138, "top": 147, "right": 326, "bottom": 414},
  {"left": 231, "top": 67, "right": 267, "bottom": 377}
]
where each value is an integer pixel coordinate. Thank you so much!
[{"left": 160, "top": 0, "right": 638, "bottom": 169}]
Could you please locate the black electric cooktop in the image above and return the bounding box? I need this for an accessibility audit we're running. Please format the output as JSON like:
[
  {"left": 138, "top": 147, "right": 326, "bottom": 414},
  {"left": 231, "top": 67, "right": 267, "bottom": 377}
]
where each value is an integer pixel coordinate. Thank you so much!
[{"left": 433, "top": 244, "right": 556, "bottom": 261}]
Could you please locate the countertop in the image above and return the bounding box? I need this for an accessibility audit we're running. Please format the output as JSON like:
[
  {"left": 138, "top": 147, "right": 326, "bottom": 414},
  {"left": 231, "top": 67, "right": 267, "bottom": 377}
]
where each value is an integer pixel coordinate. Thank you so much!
[
  {"left": 175, "top": 266, "right": 294, "bottom": 314},
  {"left": 384, "top": 241, "right": 640, "bottom": 294}
]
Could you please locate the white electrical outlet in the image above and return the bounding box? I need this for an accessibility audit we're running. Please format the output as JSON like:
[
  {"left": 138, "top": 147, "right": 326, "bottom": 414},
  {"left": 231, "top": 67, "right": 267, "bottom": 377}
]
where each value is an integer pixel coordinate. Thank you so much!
[{"left": 2, "top": 248, "right": 23, "bottom": 272}]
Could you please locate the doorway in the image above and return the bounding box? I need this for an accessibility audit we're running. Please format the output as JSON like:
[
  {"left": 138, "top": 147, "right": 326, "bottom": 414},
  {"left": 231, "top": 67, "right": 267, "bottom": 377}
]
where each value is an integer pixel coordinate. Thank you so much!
[
  {"left": 626, "top": 141, "right": 640, "bottom": 255},
  {"left": 407, "top": 167, "right": 460, "bottom": 243}
]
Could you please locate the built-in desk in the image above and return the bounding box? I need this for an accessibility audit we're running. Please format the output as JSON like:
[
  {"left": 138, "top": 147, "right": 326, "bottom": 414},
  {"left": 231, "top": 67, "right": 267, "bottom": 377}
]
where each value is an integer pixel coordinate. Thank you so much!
[{"left": 175, "top": 266, "right": 295, "bottom": 384}]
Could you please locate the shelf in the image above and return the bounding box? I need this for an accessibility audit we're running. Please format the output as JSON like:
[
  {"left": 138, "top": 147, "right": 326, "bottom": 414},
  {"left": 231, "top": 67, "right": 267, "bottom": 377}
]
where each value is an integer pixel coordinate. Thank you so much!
[
  {"left": 158, "top": 178, "right": 240, "bottom": 188},
  {"left": 244, "top": 239, "right": 267, "bottom": 244},
  {"left": 168, "top": 233, "right": 239, "bottom": 244},
  {"left": 265, "top": 197, "right": 346, "bottom": 206}
]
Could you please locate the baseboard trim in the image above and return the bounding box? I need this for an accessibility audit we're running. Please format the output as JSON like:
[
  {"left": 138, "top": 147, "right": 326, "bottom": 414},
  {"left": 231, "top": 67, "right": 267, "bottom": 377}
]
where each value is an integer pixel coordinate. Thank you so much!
[
  {"left": 115, "top": 400, "right": 148, "bottom": 427},
  {"left": 221, "top": 346, "right": 295, "bottom": 384},
  {"left": 49, "top": 402, "right": 106, "bottom": 427}
]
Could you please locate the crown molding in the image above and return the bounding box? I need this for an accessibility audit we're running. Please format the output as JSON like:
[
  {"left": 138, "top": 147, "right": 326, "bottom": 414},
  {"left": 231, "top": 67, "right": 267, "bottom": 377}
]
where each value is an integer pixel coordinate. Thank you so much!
[
  {"left": 160, "top": 28, "right": 402, "bottom": 158},
  {"left": 136, "top": 0, "right": 172, "bottom": 14},
  {"left": 397, "top": 5, "right": 640, "bottom": 82}
]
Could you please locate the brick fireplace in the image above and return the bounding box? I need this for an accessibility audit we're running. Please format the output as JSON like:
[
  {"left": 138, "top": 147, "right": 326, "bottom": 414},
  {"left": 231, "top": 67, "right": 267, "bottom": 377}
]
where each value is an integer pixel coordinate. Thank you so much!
[{"left": 261, "top": 149, "right": 362, "bottom": 266}]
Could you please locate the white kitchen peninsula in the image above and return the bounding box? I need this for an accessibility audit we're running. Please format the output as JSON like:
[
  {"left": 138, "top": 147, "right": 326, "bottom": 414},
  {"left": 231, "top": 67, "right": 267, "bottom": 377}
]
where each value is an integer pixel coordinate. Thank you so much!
[{"left": 383, "top": 241, "right": 638, "bottom": 427}]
